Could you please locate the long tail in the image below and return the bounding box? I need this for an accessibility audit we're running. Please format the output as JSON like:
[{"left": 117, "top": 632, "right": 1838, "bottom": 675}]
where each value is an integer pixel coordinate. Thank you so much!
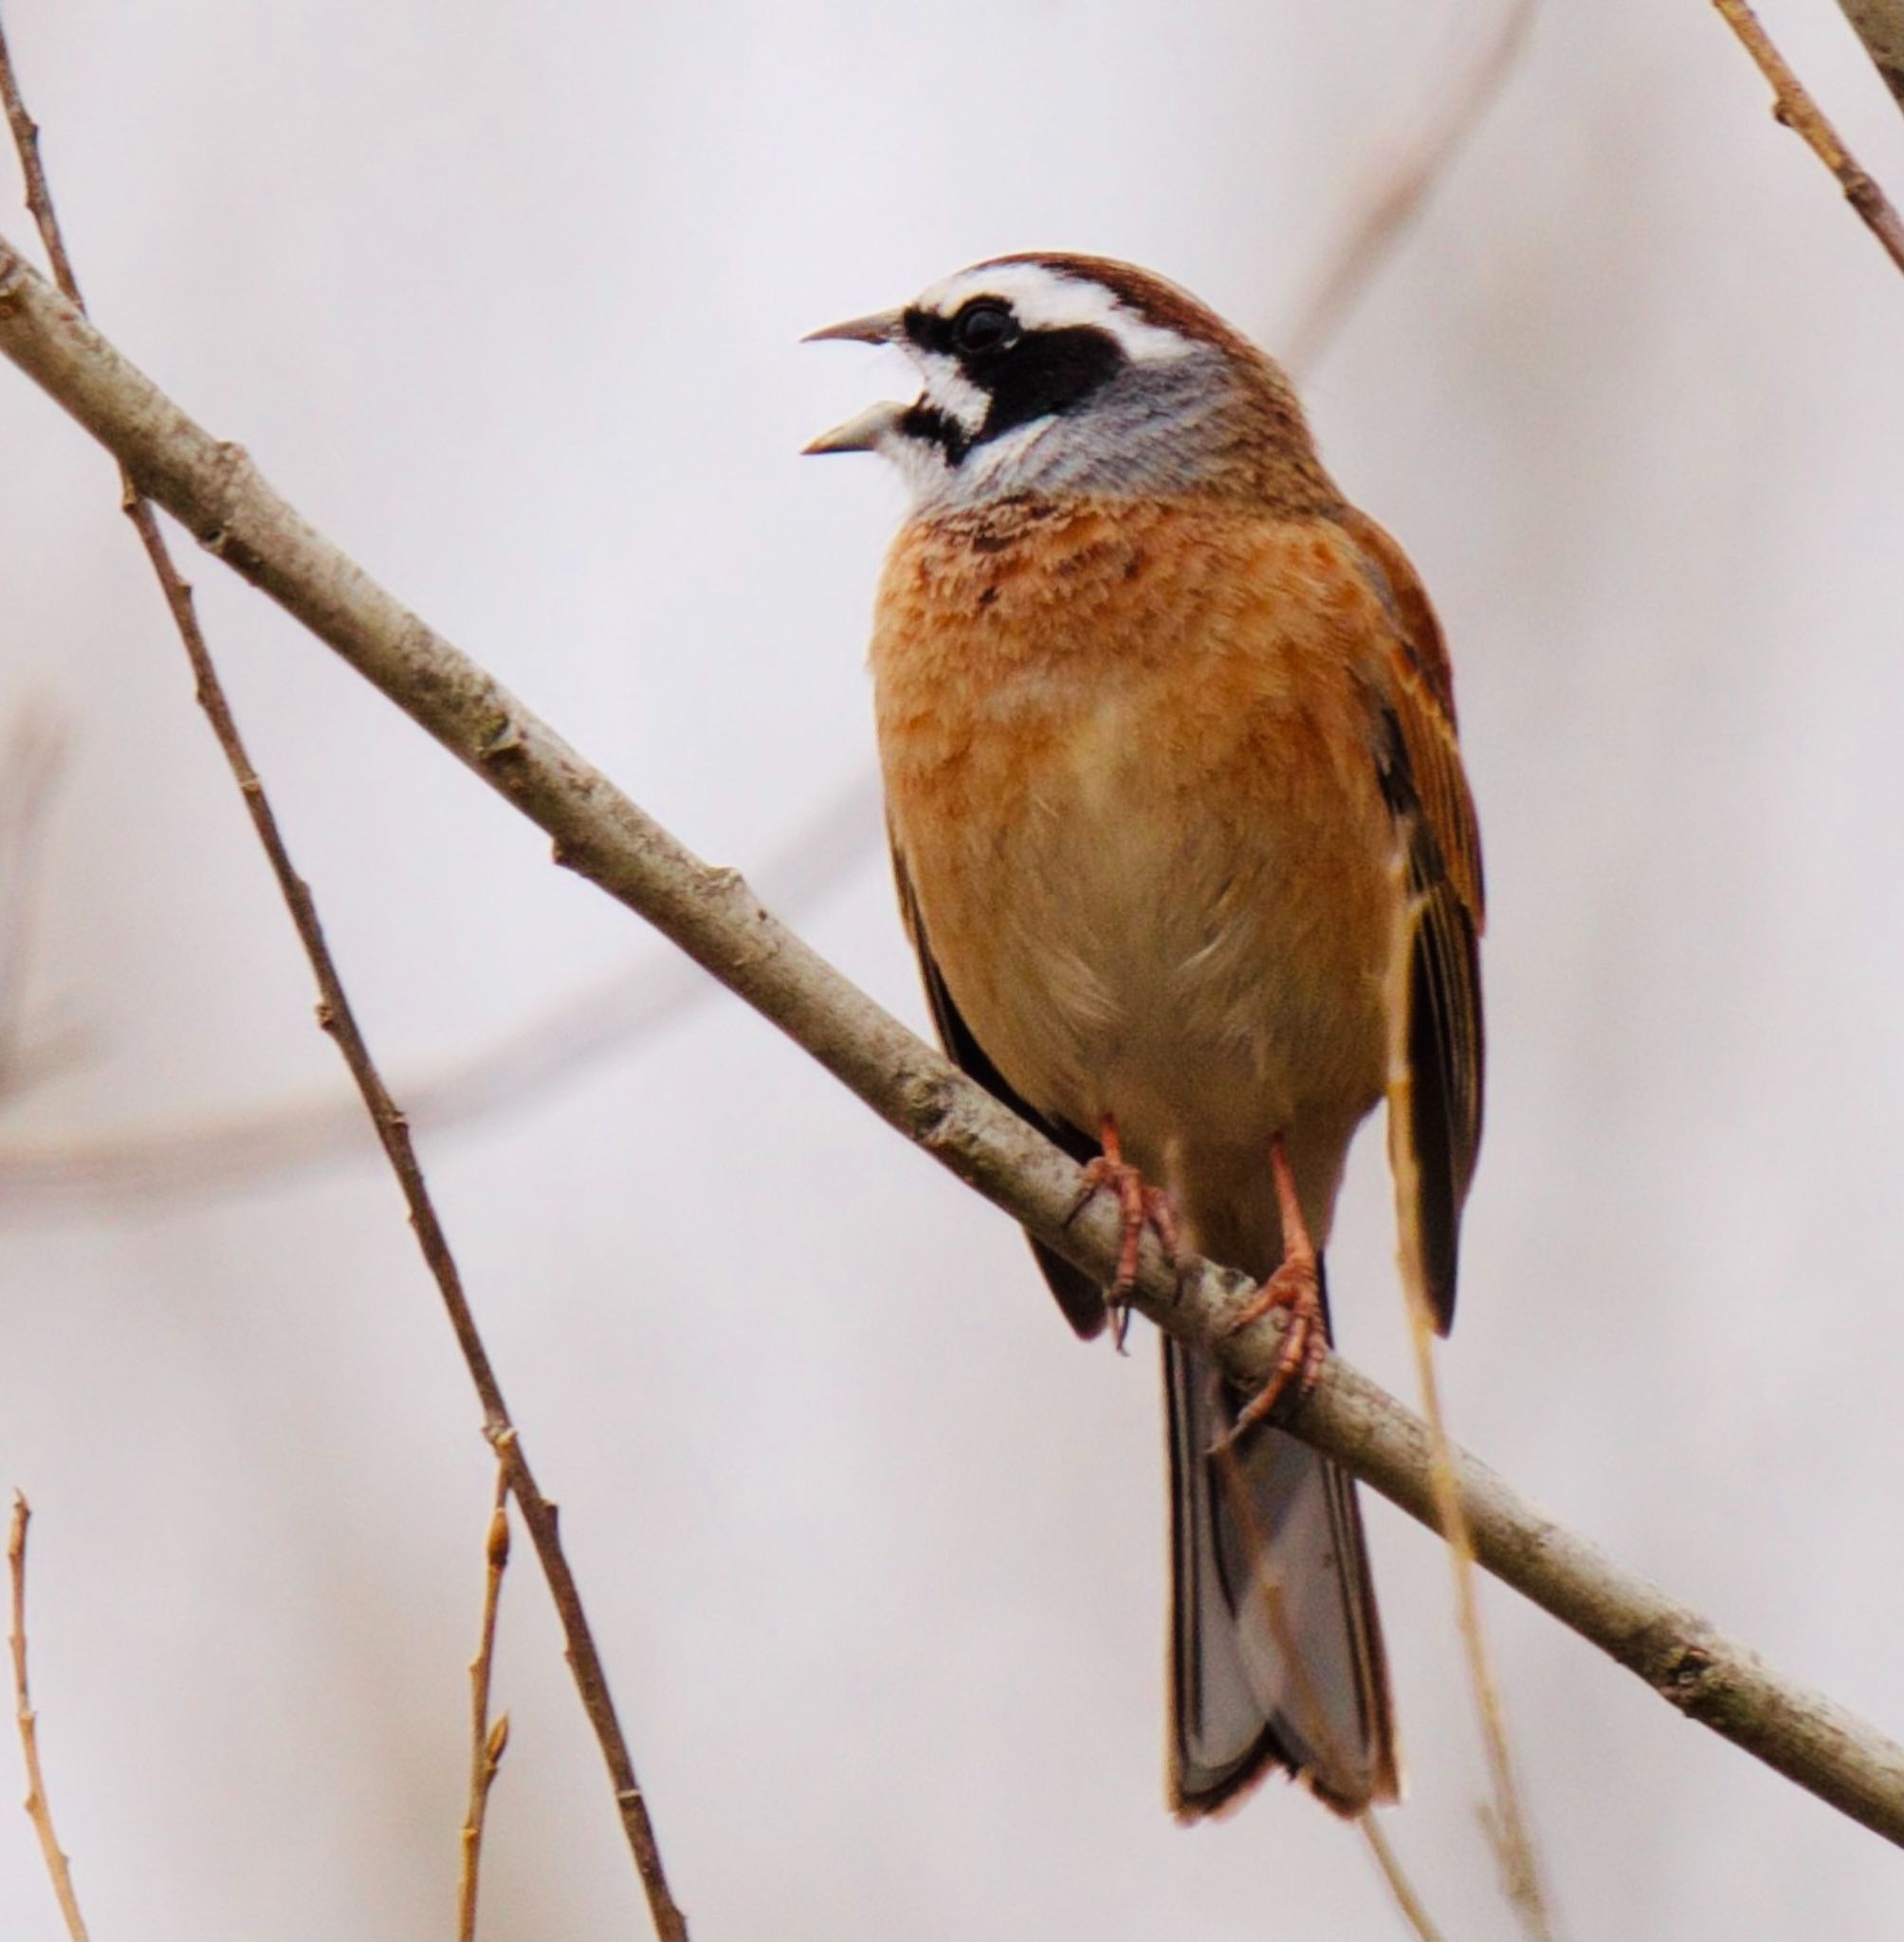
[{"left": 1164, "top": 1260, "right": 1399, "bottom": 1816}]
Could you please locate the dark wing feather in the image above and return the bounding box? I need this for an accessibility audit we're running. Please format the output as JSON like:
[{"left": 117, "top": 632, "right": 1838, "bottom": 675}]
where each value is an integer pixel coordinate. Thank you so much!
[
  {"left": 1345, "top": 513, "right": 1486, "bottom": 1335},
  {"left": 1397, "top": 852, "right": 1484, "bottom": 1328},
  {"left": 890, "top": 840, "right": 1108, "bottom": 1339}
]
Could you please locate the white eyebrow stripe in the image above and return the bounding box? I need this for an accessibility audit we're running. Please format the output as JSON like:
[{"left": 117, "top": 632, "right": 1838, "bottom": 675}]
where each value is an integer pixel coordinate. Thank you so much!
[{"left": 912, "top": 262, "right": 1199, "bottom": 363}]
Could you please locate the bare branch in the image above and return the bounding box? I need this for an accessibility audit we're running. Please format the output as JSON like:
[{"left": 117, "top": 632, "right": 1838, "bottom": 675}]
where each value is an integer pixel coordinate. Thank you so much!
[
  {"left": 1281, "top": 0, "right": 1537, "bottom": 373},
  {"left": 459, "top": 1467, "right": 513, "bottom": 1942},
  {"left": 0, "top": 27, "right": 77, "bottom": 299},
  {"left": 1, "top": 235, "right": 1899, "bottom": 1852},
  {"left": 8, "top": 1493, "right": 91, "bottom": 1942},
  {"left": 0, "top": 28, "right": 688, "bottom": 1937},
  {"left": 1711, "top": 0, "right": 1904, "bottom": 274},
  {"left": 1836, "top": 1, "right": 1904, "bottom": 113}
]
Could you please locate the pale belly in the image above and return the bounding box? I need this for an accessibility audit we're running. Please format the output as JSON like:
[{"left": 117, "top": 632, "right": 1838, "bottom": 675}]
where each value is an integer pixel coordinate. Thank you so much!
[{"left": 886, "top": 669, "right": 1401, "bottom": 1255}]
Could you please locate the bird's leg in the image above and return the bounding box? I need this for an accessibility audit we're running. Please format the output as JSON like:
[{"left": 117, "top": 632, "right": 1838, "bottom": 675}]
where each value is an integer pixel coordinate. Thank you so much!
[
  {"left": 1226, "top": 1134, "right": 1327, "bottom": 1427},
  {"left": 1066, "top": 1114, "right": 1181, "bottom": 1347}
]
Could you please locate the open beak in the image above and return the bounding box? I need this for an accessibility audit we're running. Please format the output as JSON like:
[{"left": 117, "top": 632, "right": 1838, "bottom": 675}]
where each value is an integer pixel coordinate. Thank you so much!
[
  {"left": 801, "top": 306, "right": 908, "bottom": 453},
  {"left": 801, "top": 399, "right": 907, "bottom": 455},
  {"left": 801, "top": 306, "right": 904, "bottom": 347}
]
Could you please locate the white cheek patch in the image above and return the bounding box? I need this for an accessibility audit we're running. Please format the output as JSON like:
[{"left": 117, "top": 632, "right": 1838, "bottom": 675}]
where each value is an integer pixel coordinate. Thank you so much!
[
  {"left": 912, "top": 261, "right": 1199, "bottom": 365},
  {"left": 913, "top": 349, "right": 989, "bottom": 434}
]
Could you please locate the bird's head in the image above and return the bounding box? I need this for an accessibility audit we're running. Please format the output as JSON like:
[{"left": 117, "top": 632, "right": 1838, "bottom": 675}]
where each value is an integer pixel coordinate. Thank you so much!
[{"left": 803, "top": 252, "right": 1328, "bottom": 512}]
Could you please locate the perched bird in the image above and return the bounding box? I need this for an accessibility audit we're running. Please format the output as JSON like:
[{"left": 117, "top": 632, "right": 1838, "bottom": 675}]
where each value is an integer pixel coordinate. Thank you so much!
[{"left": 805, "top": 254, "right": 1483, "bottom": 1817}]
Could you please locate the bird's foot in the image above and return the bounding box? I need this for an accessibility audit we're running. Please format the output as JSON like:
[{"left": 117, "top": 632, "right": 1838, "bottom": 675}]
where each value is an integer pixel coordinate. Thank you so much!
[
  {"left": 1066, "top": 1122, "right": 1181, "bottom": 1351},
  {"left": 1226, "top": 1253, "right": 1327, "bottom": 1429}
]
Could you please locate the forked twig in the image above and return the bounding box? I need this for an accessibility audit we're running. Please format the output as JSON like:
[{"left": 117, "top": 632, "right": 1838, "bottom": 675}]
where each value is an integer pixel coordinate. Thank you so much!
[
  {"left": 0, "top": 17, "right": 688, "bottom": 1937},
  {"left": 8, "top": 1493, "right": 91, "bottom": 1942},
  {"left": 1710, "top": 0, "right": 1904, "bottom": 274},
  {"left": 459, "top": 1465, "right": 514, "bottom": 1942}
]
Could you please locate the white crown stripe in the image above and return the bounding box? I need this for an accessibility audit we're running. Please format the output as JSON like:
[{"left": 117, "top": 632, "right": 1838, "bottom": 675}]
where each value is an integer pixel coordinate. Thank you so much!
[{"left": 912, "top": 262, "right": 1200, "bottom": 365}]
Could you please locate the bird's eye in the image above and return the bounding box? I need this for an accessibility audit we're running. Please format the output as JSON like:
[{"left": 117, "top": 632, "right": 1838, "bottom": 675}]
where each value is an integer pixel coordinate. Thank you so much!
[{"left": 951, "top": 300, "right": 1017, "bottom": 356}]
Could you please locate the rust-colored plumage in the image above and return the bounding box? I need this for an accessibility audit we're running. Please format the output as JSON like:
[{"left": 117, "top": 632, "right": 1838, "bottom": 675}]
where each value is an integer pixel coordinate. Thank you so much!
[{"left": 812, "top": 253, "right": 1484, "bottom": 1817}]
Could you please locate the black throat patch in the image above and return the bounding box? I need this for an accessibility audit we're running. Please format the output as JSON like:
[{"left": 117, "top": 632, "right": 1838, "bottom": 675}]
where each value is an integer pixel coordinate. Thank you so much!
[{"left": 899, "top": 402, "right": 972, "bottom": 466}]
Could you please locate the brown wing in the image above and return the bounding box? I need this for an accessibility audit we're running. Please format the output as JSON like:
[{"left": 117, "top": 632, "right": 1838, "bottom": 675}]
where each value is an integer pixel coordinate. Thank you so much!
[
  {"left": 1341, "top": 511, "right": 1485, "bottom": 1334},
  {"left": 890, "top": 839, "right": 1108, "bottom": 1339}
]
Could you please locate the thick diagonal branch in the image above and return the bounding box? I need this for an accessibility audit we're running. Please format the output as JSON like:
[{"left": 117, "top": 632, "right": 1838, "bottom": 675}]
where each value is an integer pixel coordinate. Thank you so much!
[{"left": 1, "top": 232, "right": 1901, "bottom": 1848}]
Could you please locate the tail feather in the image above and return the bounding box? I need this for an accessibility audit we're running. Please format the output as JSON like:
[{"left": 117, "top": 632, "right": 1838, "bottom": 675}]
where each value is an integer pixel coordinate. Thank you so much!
[{"left": 1164, "top": 1265, "right": 1398, "bottom": 1816}]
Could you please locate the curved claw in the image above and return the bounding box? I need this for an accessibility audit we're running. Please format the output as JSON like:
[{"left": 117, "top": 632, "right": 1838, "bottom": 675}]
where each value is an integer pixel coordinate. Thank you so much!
[
  {"left": 1065, "top": 1119, "right": 1181, "bottom": 1349},
  {"left": 1227, "top": 1255, "right": 1327, "bottom": 1430}
]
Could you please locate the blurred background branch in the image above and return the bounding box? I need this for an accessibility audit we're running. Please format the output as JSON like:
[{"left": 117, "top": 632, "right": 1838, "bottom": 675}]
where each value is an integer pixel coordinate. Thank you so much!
[
  {"left": 1281, "top": 0, "right": 1537, "bottom": 372},
  {"left": 0, "top": 771, "right": 880, "bottom": 1216},
  {"left": 2, "top": 229, "right": 1901, "bottom": 1847},
  {"left": 0, "top": 700, "right": 78, "bottom": 1103}
]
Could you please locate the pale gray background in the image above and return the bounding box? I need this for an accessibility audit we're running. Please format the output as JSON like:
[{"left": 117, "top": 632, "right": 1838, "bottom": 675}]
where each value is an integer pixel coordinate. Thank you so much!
[{"left": 2, "top": 1, "right": 1902, "bottom": 1936}]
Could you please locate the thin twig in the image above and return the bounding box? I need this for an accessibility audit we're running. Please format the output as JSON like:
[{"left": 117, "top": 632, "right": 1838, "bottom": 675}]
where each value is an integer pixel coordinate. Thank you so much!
[
  {"left": 0, "top": 772, "right": 881, "bottom": 1215},
  {"left": 0, "top": 32, "right": 75, "bottom": 298},
  {"left": 1404, "top": 1297, "right": 1553, "bottom": 1939},
  {"left": 8, "top": 1493, "right": 91, "bottom": 1942},
  {"left": 1710, "top": 0, "right": 1904, "bottom": 274},
  {"left": 459, "top": 1465, "right": 513, "bottom": 1942},
  {"left": 1360, "top": 1813, "right": 1449, "bottom": 1942},
  {"left": 1282, "top": 0, "right": 1537, "bottom": 372},
  {"left": 1386, "top": 925, "right": 1552, "bottom": 1928},
  {"left": 0, "top": 26, "right": 689, "bottom": 1939},
  {"left": 1835, "top": 0, "right": 1904, "bottom": 114},
  {"left": 3, "top": 237, "right": 1901, "bottom": 1851},
  {"left": 1284, "top": 20, "right": 1552, "bottom": 1914}
]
